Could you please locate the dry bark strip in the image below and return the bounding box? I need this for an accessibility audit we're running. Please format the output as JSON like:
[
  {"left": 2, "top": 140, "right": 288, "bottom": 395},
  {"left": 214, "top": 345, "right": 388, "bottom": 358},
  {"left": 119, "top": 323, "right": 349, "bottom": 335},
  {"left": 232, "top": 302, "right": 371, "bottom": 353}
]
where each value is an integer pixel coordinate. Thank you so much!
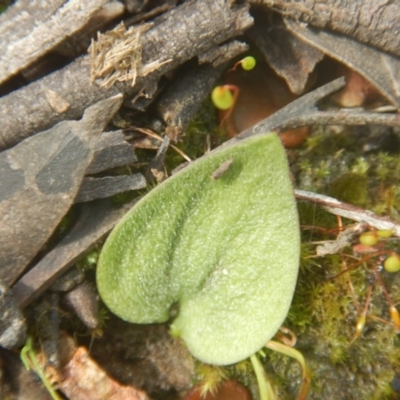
[
  {"left": 0, "top": 95, "right": 123, "bottom": 287},
  {"left": 87, "top": 130, "right": 138, "bottom": 174},
  {"left": 285, "top": 19, "right": 400, "bottom": 108},
  {"left": 260, "top": 0, "right": 400, "bottom": 58},
  {"left": 0, "top": 0, "right": 111, "bottom": 85},
  {"left": 0, "top": 0, "right": 65, "bottom": 52},
  {"left": 247, "top": 9, "right": 324, "bottom": 95},
  {"left": 0, "top": 0, "right": 253, "bottom": 151},
  {"left": 75, "top": 174, "right": 146, "bottom": 203},
  {"left": 12, "top": 198, "right": 136, "bottom": 308}
]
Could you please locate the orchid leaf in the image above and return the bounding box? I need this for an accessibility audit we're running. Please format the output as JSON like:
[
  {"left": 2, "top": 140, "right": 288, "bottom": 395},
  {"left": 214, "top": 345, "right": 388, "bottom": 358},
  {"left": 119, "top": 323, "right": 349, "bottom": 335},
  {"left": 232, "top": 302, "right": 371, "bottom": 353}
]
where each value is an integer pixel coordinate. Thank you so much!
[{"left": 97, "top": 133, "right": 300, "bottom": 365}]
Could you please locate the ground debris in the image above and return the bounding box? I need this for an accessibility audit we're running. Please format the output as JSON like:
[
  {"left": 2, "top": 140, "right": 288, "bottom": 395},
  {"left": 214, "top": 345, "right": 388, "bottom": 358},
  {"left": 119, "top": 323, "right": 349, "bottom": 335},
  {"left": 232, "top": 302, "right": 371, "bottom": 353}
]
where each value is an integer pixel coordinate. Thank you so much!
[{"left": 60, "top": 346, "right": 149, "bottom": 400}]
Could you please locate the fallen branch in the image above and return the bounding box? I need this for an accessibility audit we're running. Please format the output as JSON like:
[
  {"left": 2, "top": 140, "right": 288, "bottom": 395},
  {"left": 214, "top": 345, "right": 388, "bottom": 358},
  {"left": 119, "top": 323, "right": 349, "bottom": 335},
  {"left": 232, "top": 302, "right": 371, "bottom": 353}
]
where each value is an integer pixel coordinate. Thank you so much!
[
  {"left": 229, "top": 78, "right": 400, "bottom": 145},
  {"left": 261, "top": 0, "right": 400, "bottom": 58},
  {"left": 0, "top": 0, "right": 111, "bottom": 85},
  {"left": 295, "top": 189, "right": 400, "bottom": 237}
]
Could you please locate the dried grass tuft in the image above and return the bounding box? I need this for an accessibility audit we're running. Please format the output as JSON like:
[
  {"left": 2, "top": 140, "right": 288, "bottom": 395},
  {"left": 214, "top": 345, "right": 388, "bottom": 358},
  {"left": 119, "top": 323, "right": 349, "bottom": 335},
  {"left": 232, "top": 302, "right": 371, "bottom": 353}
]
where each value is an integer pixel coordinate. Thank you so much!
[{"left": 89, "top": 23, "right": 146, "bottom": 88}]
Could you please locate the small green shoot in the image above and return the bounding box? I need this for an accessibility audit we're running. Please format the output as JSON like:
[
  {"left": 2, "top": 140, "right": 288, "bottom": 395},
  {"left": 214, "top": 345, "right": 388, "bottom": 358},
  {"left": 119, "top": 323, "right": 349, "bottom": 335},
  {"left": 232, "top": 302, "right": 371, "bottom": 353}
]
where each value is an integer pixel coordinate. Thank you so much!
[
  {"left": 230, "top": 56, "right": 257, "bottom": 72},
  {"left": 250, "top": 353, "right": 276, "bottom": 400},
  {"left": 211, "top": 85, "right": 236, "bottom": 110},
  {"left": 20, "top": 337, "right": 62, "bottom": 400},
  {"left": 265, "top": 341, "right": 311, "bottom": 400}
]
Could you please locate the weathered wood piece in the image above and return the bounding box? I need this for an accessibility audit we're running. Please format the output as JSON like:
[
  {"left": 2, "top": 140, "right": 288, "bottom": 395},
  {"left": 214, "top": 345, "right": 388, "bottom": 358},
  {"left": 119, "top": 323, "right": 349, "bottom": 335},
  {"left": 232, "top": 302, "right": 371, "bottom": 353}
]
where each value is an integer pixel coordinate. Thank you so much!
[
  {"left": 285, "top": 19, "right": 400, "bottom": 108},
  {"left": 0, "top": 0, "right": 65, "bottom": 52},
  {"left": 75, "top": 174, "right": 146, "bottom": 203},
  {"left": 156, "top": 63, "right": 227, "bottom": 140},
  {"left": 12, "top": 198, "right": 136, "bottom": 308},
  {"left": 261, "top": 0, "right": 400, "bottom": 58},
  {"left": 247, "top": 9, "right": 323, "bottom": 94},
  {"left": 0, "top": 0, "right": 111, "bottom": 85},
  {"left": 87, "top": 130, "right": 137, "bottom": 174},
  {"left": 197, "top": 40, "right": 249, "bottom": 67},
  {"left": 0, "top": 95, "right": 123, "bottom": 287},
  {"left": 0, "top": 0, "right": 253, "bottom": 151}
]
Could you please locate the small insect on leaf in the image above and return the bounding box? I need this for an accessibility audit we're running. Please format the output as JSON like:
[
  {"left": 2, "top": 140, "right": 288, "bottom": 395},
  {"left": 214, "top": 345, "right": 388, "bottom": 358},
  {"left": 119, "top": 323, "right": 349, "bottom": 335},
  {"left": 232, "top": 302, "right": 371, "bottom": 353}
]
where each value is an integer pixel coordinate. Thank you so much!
[
  {"left": 211, "top": 159, "right": 234, "bottom": 180},
  {"left": 97, "top": 133, "right": 300, "bottom": 365}
]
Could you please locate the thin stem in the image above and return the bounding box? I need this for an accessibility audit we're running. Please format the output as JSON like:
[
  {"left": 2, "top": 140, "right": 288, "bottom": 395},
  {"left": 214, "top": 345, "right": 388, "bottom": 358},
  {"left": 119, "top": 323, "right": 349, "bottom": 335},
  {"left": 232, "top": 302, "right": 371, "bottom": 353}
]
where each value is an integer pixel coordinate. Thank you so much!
[
  {"left": 265, "top": 341, "right": 311, "bottom": 400},
  {"left": 250, "top": 354, "right": 276, "bottom": 400}
]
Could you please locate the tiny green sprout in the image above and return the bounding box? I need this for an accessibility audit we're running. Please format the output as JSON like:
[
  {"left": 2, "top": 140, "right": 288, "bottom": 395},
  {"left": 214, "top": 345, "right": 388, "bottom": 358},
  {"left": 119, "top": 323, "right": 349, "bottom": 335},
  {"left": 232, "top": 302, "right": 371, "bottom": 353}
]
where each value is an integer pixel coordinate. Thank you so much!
[
  {"left": 377, "top": 229, "right": 393, "bottom": 238},
  {"left": 20, "top": 337, "right": 62, "bottom": 400},
  {"left": 241, "top": 56, "right": 256, "bottom": 71},
  {"left": 211, "top": 85, "right": 235, "bottom": 110},
  {"left": 384, "top": 254, "right": 400, "bottom": 273},
  {"left": 230, "top": 56, "right": 257, "bottom": 72},
  {"left": 359, "top": 231, "right": 378, "bottom": 246}
]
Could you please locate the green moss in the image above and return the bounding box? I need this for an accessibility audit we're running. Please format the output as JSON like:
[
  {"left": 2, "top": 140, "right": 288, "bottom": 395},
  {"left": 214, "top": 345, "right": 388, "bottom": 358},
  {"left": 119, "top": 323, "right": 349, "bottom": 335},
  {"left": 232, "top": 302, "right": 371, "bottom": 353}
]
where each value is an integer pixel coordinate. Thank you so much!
[{"left": 328, "top": 172, "right": 368, "bottom": 206}]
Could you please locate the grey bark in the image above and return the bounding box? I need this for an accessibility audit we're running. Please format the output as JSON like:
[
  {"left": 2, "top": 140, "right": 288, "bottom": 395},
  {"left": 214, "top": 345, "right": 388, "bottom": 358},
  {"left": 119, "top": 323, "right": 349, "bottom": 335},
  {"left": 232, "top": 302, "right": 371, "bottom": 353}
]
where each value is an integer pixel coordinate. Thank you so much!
[
  {"left": 0, "top": 0, "right": 112, "bottom": 85},
  {"left": 247, "top": 10, "right": 324, "bottom": 94},
  {"left": 87, "top": 130, "right": 138, "bottom": 174},
  {"left": 0, "top": 95, "right": 123, "bottom": 287},
  {"left": 285, "top": 19, "right": 400, "bottom": 107},
  {"left": 75, "top": 174, "right": 146, "bottom": 203},
  {"left": 0, "top": 0, "right": 66, "bottom": 49},
  {"left": 0, "top": 0, "right": 253, "bottom": 151},
  {"left": 261, "top": 0, "right": 400, "bottom": 58}
]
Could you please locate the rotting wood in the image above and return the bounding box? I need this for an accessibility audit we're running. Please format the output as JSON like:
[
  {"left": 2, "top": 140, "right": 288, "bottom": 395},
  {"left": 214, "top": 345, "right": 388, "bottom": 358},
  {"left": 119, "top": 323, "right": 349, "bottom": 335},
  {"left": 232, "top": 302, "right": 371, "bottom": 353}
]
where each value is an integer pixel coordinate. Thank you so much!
[
  {"left": 12, "top": 198, "right": 137, "bottom": 309},
  {"left": 0, "top": 95, "right": 123, "bottom": 287},
  {"left": 0, "top": 0, "right": 112, "bottom": 86},
  {"left": 255, "top": 0, "right": 400, "bottom": 58},
  {"left": 0, "top": 0, "right": 253, "bottom": 151}
]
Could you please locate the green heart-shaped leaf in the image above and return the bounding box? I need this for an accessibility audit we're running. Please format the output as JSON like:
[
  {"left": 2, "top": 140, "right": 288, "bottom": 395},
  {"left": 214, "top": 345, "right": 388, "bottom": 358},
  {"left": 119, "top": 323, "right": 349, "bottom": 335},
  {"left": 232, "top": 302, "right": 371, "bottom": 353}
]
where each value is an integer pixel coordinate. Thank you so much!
[{"left": 97, "top": 133, "right": 300, "bottom": 365}]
